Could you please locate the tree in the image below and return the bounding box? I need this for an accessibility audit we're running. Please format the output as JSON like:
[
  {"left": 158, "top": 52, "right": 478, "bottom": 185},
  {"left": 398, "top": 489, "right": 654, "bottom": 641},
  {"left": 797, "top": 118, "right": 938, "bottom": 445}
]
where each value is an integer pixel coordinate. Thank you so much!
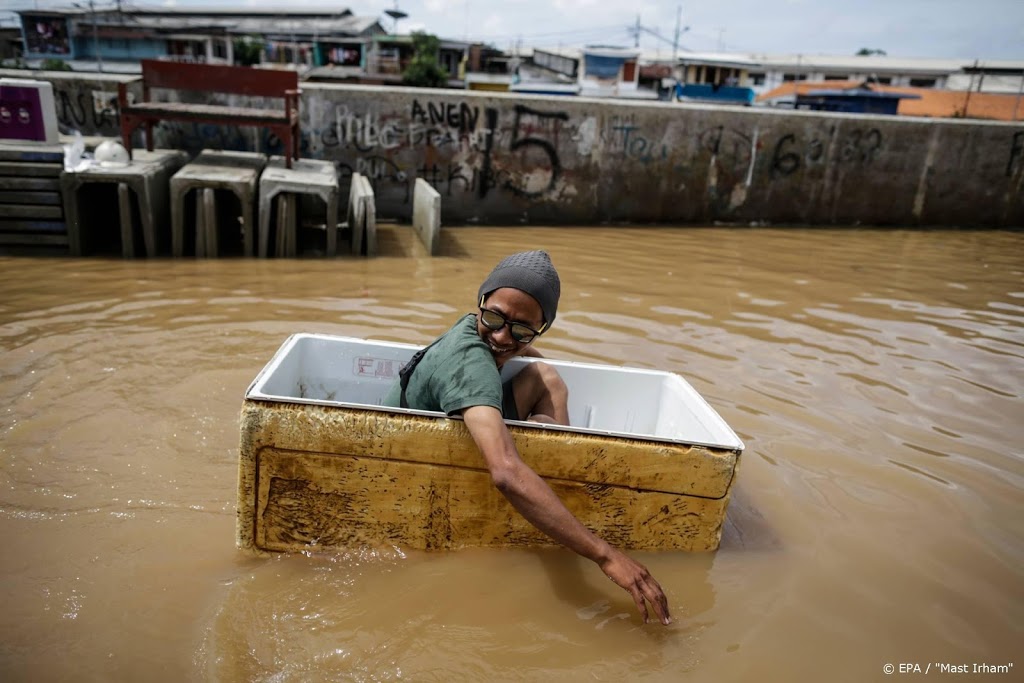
[
  {"left": 856, "top": 48, "right": 887, "bottom": 56},
  {"left": 233, "top": 36, "right": 264, "bottom": 67},
  {"left": 40, "top": 58, "right": 72, "bottom": 71},
  {"left": 402, "top": 31, "right": 448, "bottom": 88}
]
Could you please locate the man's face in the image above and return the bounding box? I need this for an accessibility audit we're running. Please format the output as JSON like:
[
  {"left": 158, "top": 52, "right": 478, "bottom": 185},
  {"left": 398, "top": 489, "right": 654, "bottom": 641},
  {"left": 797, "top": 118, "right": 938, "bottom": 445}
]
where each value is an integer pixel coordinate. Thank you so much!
[{"left": 476, "top": 287, "right": 545, "bottom": 367}]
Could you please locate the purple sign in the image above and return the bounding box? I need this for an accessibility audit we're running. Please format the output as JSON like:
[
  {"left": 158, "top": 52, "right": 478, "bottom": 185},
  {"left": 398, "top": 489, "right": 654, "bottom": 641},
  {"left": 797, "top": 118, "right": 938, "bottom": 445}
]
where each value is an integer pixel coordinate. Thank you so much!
[
  {"left": 0, "top": 86, "right": 48, "bottom": 143},
  {"left": 0, "top": 85, "right": 47, "bottom": 141}
]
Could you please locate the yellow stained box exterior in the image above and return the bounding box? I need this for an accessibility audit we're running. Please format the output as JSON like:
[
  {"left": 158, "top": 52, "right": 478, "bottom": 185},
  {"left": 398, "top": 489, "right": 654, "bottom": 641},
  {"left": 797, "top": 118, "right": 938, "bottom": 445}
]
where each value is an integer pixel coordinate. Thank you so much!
[{"left": 236, "top": 401, "right": 742, "bottom": 554}]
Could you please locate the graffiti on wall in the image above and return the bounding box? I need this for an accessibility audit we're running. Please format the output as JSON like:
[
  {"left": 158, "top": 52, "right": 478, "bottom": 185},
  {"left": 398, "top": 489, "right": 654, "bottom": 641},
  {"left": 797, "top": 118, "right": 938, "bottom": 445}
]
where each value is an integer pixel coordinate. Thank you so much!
[
  {"left": 410, "top": 100, "right": 480, "bottom": 132},
  {"left": 605, "top": 113, "right": 671, "bottom": 165},
  {"left": 314, "top": 96, "right": 903, "bottom": 215},
  {"left": 504, "top": 105, "right": 568, "bottom": 197},
  {"left": 320, "top": 99, "right": 573, "bottom": 205},
  {"left": 35, "top": 70, "right": 899, "bottom": 214},
  {"left": 325, "top": 100, "right": 507, "bottom": 154},
  {"left": 771, "top": 126, "right": 884, "bottom": 178},
  {"left": 337, "top": 155, "right": 411, "bottom": 204},
  {"left": 701, "top": 126, "right": 754, "bottom": 166},
  {"left": 155, "top": 120, "right": 262, "bottom": 155},
  {"left": 53, "top": 87, "right": 122, "bottom": 136}
]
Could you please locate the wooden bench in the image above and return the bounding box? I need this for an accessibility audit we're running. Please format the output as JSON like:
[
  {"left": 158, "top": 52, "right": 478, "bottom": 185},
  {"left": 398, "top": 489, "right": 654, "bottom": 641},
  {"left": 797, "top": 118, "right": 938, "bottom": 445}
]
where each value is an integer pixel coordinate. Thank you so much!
[{"left": 118, "top": 59, "right": 301, "bottom": 168}]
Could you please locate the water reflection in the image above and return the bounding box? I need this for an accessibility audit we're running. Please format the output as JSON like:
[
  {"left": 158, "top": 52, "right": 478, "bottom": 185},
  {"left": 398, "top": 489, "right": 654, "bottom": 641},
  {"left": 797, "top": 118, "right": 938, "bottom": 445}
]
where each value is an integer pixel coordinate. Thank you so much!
[{"left": 199, "top": 548, "right": 715, "bottom": 682}]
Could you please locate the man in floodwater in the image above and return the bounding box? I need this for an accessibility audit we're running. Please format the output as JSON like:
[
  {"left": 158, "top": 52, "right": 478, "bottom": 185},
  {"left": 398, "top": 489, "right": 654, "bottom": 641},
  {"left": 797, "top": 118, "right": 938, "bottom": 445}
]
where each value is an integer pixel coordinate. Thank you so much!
[{"left": 382, "top": 250, "right": 671, "bottom": 625}]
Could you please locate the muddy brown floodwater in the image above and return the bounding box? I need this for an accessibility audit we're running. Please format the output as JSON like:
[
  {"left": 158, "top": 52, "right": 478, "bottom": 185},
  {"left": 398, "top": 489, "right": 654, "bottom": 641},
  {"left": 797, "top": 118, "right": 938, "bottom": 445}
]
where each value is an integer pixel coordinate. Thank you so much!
[{"left": 0, "top": 227, "right": 1021, "bottom": 682}]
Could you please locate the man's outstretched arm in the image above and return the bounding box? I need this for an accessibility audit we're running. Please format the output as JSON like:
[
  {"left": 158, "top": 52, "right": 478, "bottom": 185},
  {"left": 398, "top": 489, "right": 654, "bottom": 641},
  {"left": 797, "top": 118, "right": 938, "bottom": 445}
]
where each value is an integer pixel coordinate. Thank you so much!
[{"left": 461, "top": 404, "right": 671, "bottom": 625}]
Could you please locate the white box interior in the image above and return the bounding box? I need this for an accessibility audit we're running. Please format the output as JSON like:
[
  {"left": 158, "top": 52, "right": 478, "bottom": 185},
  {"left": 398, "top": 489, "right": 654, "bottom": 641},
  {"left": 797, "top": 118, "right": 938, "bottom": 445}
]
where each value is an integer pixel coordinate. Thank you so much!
[{"left": 247, "top": 333, "right": 743, "bottom": 450}]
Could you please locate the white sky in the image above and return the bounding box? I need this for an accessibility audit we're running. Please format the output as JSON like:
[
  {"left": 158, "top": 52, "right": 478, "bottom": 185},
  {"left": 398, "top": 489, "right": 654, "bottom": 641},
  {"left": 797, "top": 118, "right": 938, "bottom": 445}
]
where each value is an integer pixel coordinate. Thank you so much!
[{"left": 5, "top": 0, "right": 1024, "bottom": 60}]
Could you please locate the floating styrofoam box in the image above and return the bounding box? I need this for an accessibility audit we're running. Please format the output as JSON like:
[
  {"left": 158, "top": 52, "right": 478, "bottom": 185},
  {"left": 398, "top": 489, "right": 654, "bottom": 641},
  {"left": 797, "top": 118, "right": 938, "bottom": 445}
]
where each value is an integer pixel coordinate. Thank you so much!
[{"left": 237, "top": 333, "right": 744, "bottom": 554}]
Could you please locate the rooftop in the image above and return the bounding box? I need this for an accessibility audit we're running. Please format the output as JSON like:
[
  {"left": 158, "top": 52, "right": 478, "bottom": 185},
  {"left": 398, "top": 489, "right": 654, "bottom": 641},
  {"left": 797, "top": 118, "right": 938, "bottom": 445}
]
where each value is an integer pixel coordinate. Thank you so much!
[
  {"left": 15, "top": 8, "right": 382, "bottom": 40},
  {"left": 664, "top": 51, "right": 1024, "bottom": 74},
  {"left": 760, "top": 80, "right": 1023, "bottom": 121},
  {"left": 18, "top": 6, "right": 353, "bottom": 18}
]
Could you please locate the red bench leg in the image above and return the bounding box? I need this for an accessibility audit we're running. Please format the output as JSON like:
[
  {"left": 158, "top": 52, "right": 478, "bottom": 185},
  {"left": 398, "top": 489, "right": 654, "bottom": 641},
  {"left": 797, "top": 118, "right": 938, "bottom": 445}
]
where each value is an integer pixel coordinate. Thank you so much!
[{"left": 120, "top": 114, "right": 134, "bottom": 161}]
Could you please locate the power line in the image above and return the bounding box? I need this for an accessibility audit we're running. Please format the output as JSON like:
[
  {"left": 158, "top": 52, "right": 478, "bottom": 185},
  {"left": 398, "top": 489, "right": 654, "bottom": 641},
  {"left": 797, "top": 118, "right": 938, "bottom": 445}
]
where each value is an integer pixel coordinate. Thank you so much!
[
  {"left": 472, "top": 23, "right": 628, "bottom": 41},
  {"left": 533, "top": 31, "right": 634, "bottom": 46},
  {"left": 475, "top": 29, "right": 636, "bottom": 49}
]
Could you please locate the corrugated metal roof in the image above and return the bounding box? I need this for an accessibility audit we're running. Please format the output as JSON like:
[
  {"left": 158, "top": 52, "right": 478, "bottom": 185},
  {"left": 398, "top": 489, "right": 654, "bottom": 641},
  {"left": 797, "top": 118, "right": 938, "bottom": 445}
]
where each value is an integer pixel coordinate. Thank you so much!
[
  {"left": 644, "top": 50, "right": 1024, "bottom": 73},
  {"left": 117, "top": 7, "right": 352, "bottom": 18},
  {"left": 98, "top": 16, "right": 378, "bottom": 39},
  {"left": 804, "top": 88, "right": 921, "bottom": 100},
  {"left": 760, "top": 80, "right": 1023, "bottom": 121},
  {"left": 748, "top": 53, "right": 967, "bottom": 72},
  {"left": 14, "top": 8, "right": 380, "bottom": 38},
  {"left": 532, "top": 46, "right": 582, "bottom": 60}
]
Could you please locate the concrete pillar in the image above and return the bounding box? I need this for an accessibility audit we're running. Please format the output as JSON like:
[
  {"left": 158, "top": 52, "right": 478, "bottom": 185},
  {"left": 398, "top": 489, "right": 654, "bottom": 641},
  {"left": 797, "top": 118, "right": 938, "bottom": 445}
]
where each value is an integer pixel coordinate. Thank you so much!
[
  {"left": 348, "top": 173, "right": 377, "bottom": 257},
  {"left": 412, "top": 178, "right": 441, "bottom": 256}
]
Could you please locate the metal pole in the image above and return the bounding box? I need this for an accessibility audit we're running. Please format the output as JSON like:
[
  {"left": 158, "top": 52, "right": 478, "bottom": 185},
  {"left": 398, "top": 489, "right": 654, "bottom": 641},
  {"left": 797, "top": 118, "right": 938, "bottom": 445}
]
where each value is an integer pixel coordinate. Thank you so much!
[
  {"left": 795, "top": 53, "right": 802, "bottom": 98},
  {"left": 963, "top": 60, "right": 977, "bottom": 118},
  {"left": 673, "top": 5, "right": 680, "bottom": 62},
  {"left": 90, "top": 0, "right": 102, "bottom": 72},
  {"left": 1014, "top": 68, "right": 1023, "bottom": 121}
]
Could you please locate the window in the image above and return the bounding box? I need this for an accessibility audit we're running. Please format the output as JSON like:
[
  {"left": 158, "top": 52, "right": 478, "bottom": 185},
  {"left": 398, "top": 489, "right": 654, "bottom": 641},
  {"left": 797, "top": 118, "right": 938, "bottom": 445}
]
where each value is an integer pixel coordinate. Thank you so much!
[
  {"left": 824, "top": 74, "right": 848, "bottom": 81},
  {"left": 874, "top": 76, "right": 892, "bottom": 85},
  {"left": 623, "top": 60, "right": 636, "bottom": 82},
  {"left": 749, "top": 72, "right": 765, "bottom": 86},
  {"left": 909, "top": 78, "right": 936, "bottom": 88},
  {"left": 213, "top": 39, "right": 228, "bottom": 60},
  {"left": 327, "top": 45, "right": 361, "bottom": 67},
  {"left": 101, "top": 38, "right": 130, "bottom": 50},
  {"left": 783, "top": 73, "right": 807, "bottom": 82},
  {"left": 439, "top": 51, "right": 459, "bottom": 77}
]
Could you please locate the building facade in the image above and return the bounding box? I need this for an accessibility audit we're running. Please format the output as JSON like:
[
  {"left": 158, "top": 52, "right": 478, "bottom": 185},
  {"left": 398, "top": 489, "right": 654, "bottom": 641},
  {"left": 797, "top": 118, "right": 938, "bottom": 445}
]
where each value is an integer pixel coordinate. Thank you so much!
[{"left": 15, "top": 8, "right": 383, "bottom": 73}]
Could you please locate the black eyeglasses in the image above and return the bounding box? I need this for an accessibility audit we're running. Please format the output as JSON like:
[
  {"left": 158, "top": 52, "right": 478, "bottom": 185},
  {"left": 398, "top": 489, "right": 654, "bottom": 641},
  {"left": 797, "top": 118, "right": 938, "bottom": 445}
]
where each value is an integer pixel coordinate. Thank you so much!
[{"left": 479, "top": 308, "right": 545, "bottom": 343}]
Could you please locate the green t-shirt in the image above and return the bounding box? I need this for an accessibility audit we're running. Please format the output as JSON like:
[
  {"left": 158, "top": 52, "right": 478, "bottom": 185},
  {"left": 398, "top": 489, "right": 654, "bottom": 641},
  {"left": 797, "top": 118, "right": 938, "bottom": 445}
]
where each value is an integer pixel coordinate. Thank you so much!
[{"left": 381, "top": 314, "right": 503, "bottom": 416}]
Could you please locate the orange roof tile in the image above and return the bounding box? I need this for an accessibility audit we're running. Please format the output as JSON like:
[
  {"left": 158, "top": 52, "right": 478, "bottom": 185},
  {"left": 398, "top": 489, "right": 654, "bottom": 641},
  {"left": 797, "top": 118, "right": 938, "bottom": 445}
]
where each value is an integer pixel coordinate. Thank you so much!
[{"left": 758, "top": 81, "right": 1023, "bottom": 121}]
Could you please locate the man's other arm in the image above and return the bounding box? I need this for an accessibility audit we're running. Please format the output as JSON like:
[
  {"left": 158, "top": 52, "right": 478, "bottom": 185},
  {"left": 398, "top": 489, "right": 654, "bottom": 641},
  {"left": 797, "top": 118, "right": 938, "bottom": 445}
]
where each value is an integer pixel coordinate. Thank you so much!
[{"left": 461, "top": 405, "right": 671, "bottom": 625}]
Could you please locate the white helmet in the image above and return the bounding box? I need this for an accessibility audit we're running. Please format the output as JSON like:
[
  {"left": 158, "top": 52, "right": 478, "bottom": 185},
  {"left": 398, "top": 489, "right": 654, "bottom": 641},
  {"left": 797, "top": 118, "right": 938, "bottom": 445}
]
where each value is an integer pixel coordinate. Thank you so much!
[{"left": 95, "top": 140, "right": 130, "bottom": 167}]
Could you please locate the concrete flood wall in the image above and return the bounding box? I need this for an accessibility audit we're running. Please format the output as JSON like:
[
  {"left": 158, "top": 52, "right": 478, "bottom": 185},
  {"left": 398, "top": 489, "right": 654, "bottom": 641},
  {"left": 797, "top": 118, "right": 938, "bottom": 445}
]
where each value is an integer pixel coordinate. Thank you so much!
[{"left": 8, "top": 69, "right": 1023, "bottom": 228}]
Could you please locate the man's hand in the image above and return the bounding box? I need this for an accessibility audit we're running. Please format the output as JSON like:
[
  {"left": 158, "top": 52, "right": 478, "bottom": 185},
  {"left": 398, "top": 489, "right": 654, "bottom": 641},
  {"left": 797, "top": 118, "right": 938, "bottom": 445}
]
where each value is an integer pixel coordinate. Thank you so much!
[
  {"left": 462, "top": 405, "right": 672, "bottom": 626},
  {"left": 599, "top": 549, "right": 672, "bottom": 625}
]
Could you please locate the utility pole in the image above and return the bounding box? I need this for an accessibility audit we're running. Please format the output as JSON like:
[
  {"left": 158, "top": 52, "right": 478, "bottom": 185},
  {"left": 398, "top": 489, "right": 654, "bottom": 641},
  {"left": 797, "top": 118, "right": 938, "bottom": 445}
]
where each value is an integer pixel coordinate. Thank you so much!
[
  {"left": 672, "top": 5, "right": 681, "bottom": 62},
  {"left": 629, "top": 10, "right": 688, "bottom": 64},
  {"left": 1014, "top": 68, "right": 1023, "bottom": 121},
  {"left": 963, "top": 59, "right": 978, "bottom": 118},
  {"left": 793, "top": 53, "right": 802, "bottom": 97},
  {"left": 90, "top": 0, "right": 102, "bottom": 73}
]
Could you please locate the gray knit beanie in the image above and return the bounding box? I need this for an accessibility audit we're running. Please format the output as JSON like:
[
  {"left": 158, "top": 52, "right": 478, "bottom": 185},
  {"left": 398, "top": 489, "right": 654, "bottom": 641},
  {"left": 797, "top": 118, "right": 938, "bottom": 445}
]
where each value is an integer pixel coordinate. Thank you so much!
[{"left": 478, "top": 250, "right": 561, "bottom": 328}]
